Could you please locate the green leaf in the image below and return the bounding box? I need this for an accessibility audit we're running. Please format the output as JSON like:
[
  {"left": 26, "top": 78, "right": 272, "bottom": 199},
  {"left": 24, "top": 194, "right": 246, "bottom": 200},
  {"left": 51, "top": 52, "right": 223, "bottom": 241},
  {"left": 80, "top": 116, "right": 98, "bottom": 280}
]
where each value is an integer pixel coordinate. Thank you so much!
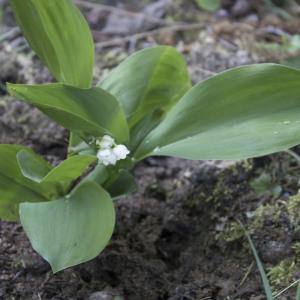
[
  {"left": 17, "top": 149, "right": 53, "bottom": 182},
  {"left": 40, "top": 155, "right": 96, "bottom": 194},
  {"left": 0, "top": 145, "right": 49, "bottom": 221},
  {"left": 195, "top": 0, "right": 221, "bottom": 11},
  {"left": 297, "top": 281, "right": 300, "bottom": 300},
  {"left": 7, "top": 83, "right": 129, "bottom": 142},
  {"left": 42, "top": 155, "right": 95, "bottom": 183},
  {"left": 20, "top": 181, "right": 115, "bottom": 273},
  {"left": 240, "top": 222, "right": 274, "bottom": 300},
  {"left": 129, "top": 109, "right": 166, "bottom": 152},
  {"left": 107, "top": 170, "right": 137, "bottom": 198},
  {"left": 17, "top": 149, "right": 95, "bottom": 194},
  {"left": 11, "top": 0, "right": 94, "bottom": 88},
  {"left": 99, "top": 46, "right": 191, "bottom": 130},
  {"left": 135, "top": 64, "right": 300, "bottom": 160}
]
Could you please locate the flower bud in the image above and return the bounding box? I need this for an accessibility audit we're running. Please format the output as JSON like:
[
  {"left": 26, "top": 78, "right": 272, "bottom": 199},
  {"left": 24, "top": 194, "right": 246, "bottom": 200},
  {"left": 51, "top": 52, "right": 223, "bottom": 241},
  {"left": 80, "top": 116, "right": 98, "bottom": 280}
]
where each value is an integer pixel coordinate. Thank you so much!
[{"left": 96, "top": 135, "right": 115, "bottom": 149}]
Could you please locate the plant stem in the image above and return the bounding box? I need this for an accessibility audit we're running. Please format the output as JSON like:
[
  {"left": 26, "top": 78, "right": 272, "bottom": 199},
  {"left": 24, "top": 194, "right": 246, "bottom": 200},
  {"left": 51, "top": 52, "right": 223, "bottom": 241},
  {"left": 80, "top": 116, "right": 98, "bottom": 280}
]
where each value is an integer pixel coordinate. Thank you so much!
[{"left": 284, "top": 149, "right": 300, "bottom": 165}]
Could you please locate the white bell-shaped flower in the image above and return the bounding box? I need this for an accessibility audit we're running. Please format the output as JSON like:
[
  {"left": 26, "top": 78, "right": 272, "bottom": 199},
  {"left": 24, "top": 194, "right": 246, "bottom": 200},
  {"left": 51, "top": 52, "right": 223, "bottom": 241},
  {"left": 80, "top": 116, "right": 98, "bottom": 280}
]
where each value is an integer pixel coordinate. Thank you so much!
[
  {"left": 96, "top": 135, "right": 130, "bottom": 166},
  {"left": 97, "top": 149, "right": 118, "bottom": 166},
  {"left": 113, "top": 144, "right": 130, "bottom": 160}
]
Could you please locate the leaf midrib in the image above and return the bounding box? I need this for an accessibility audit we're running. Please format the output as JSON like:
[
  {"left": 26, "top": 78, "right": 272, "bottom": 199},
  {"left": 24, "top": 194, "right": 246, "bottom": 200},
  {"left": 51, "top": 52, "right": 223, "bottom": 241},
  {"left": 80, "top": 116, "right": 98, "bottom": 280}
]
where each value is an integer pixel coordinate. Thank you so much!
[{"left": 21, "top": 98, "right": 113, "bottom": 137}]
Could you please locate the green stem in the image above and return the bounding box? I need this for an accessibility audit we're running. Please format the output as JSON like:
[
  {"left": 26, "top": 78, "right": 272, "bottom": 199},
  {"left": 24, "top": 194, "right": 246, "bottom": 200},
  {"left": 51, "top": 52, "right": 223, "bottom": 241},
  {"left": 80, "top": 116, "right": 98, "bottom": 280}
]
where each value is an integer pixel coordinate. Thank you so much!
[{"left": 284, "top": 149, "right": 300, "bottom": 165}]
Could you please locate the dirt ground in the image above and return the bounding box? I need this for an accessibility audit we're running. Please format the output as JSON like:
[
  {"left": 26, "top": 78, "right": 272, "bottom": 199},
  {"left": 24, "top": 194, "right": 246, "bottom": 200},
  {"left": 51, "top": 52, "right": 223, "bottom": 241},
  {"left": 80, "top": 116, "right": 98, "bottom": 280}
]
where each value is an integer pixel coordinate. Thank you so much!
[{"left": 1, "top": 0, "right": 300, "bottom": 299}]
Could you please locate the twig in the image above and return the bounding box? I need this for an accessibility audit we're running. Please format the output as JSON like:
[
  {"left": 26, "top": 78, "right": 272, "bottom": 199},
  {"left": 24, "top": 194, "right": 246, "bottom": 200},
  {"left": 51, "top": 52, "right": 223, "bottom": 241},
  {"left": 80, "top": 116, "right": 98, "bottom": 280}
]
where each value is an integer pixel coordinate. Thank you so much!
[
  {"left": 0, "top": 27, "right": 20, "bottom": 43},
  {"left": 274, "top": 278, "right": 300, "bottom": 299},
  {"left": 239, "top": 262, "right": 254, "bottom": 287},
  {"left": 95, "top": 23, "right": 204, "bottom": 49},
  {"left": 75, "top": 0, "right": 169, "bottom": 26}
]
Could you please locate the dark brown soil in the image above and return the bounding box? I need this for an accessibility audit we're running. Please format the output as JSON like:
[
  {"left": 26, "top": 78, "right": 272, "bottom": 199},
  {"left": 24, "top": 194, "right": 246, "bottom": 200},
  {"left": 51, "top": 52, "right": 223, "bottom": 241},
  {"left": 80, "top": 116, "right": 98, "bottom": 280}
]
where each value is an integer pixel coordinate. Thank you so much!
[{"left": 1, "top": 1, "right": 300, "bottom": 299}]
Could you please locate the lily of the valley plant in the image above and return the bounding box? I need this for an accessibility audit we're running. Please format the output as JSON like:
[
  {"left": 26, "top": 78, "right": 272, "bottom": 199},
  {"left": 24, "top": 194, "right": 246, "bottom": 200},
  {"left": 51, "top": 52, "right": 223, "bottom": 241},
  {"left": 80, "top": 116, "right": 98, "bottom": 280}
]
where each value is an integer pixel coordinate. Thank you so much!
[{"left": 2, "top": 0, "right": 300, "bottom": 272}]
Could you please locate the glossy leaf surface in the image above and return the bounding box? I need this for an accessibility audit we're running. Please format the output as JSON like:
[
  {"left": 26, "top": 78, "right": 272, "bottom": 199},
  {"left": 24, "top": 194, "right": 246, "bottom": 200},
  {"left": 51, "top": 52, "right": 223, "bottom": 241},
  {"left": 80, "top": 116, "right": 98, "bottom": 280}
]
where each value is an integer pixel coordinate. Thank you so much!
[
  {"left": 99, "top": 46, "right": 191, "bottom": 129},
  {"left": 136, "top": 64, "right": 300, "bottom": 160},
  {"left": 20, "top": 182, "right": 115, "bottom": 273},
  {"left": 11, "top": 0, "right": 94, "bottom": 88},
  {"left": 8, "top": 83, "right": 129, "bottom": 142}
]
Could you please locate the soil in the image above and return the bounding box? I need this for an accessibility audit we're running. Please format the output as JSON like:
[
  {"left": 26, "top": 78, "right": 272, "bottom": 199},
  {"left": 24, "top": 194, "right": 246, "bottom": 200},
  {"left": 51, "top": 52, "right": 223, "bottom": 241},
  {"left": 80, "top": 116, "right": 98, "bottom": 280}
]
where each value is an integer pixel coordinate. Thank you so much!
[{"left": 1, "top": 1, "right": 300, "bottom": 299}]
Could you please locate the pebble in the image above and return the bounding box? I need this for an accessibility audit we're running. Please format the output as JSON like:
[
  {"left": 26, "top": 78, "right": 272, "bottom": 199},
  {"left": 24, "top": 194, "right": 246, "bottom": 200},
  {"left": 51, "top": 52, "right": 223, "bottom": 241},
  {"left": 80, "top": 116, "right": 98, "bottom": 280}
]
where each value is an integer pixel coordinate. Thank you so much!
[
  {"left": 89, "top": 292, "right": 113, "bottom": 300},
  {"left": 244, "top": 14, "right": 260, "bottom": 27},
  {"left": 216, "top": 9, "right": 230, "bottom": 18},
  {"left": 231, "top": 0, "right": 252, "bottom": 17},
  {"left": 89, "top": 291, "right": 124, "bottom": 300}
]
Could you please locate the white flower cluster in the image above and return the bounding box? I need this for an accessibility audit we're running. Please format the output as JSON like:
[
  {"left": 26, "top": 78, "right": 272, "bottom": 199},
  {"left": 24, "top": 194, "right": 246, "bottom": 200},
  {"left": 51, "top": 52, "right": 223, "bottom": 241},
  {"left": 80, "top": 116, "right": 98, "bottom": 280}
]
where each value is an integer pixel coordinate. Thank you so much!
[{"left": 96, "top": 135, "right": 130, "bottom": 166}]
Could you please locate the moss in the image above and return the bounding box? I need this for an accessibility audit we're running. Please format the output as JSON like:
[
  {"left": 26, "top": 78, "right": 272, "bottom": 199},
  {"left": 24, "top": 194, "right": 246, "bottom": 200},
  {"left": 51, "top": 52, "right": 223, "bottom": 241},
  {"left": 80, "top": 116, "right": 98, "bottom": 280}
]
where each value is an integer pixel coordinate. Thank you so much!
[
  {"left": 251, "top": 203, "right": 282, "bottom": 229},
  {"left": 219, "top": 202, "right": 282, "bottom": 242},
  {"left": 292, "top": 242, "right": 300, "bottom": 258},
  {"left": 268, "top": 258, "right": 298, "bottom": 292},
  {"left": 285, "top": 193, "right": 300, "bottom": 229},
  {"left": 218, "top": 221, "right": 245, "bottom": 242}
]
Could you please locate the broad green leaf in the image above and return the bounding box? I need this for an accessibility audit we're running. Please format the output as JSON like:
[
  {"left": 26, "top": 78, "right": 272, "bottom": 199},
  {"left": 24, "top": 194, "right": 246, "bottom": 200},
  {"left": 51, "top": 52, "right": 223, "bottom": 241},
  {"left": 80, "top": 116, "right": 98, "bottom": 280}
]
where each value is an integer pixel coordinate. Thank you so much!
[
  {"left": 99, "top": 46, "right": 191, "bottom": 129},
  {"left": 11, "top": 0, "right": 94, "bottom": 88},
  {"left": 40, "top": 155, "right": 96, "bottom": 194},
  {"left": 0, "top": 145, "right": 49, "bottom": 221},
  {"left": 17, "top": 149, "right": 95, "bottom": 194},
  {"left": 17, "top": 150, "right": 53, "bottom": 182},
  {"left": 135, "top": 64, "right": 300, "bottom": 160},
  {"left": 7, "top": 83, "right": 129, "bottom": 143},
  {"left": 0, "top": 176, "right": 46, "bottom": 221},
  {"left": 20, "top": 182, "right": 115, "bottom": 273},
  {"left": 42, "top": 156, "right": 95, "bottom": 184},
  {"left": 195, "top": 0, "right": 221, "bottom": 11}
]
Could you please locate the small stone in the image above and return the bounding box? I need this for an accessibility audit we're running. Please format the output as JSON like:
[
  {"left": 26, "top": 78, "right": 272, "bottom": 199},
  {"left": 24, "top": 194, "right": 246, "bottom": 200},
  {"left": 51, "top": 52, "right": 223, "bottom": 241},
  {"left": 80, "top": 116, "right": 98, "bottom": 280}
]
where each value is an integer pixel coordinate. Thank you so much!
[
  {"left": 89, "top": 291, "right": 113, "bottom": 300},
  {"left": 244, "top": 14, "right": 259, "bottom": 27},
  {"left": 231, "top": 0, "right": 252, "bottom": 18},
  {"left": 143, "top": 0, "right": 170, "bottom": 18},
  {"left": 216, "top": 9, "right": 229, "bottom": 18},
  {"left": 250, "top": 296, "right": 266, "bottom": 300}
]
